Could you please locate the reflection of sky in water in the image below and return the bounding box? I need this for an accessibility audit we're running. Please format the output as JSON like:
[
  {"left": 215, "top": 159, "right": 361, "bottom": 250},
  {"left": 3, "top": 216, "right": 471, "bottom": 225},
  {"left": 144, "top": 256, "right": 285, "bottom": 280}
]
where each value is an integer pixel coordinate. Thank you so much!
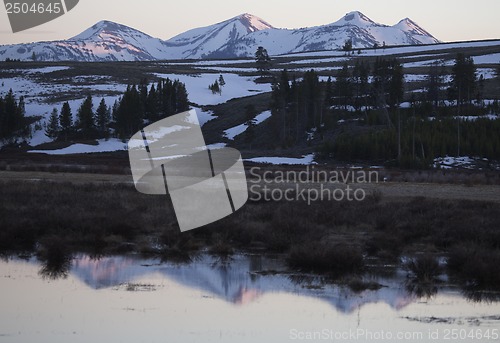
[{"left": 0, "top": 255, "right": 498, "bottom": 343}]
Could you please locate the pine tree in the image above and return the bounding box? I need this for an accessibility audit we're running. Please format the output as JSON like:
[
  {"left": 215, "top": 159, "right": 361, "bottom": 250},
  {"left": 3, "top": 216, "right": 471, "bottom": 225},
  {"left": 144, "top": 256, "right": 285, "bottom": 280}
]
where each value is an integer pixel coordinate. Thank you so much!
[
  {"left": 0, "top": 96, "right": 5, "bottom": 138},
  {"left": 388, "top": 60, "right": 404, "bottom": 109},
  {"left": 342, "top": 39, "right": 353, "bottom": 53},
  {"left": 334, "top": 64, "right": 352, "bottom": 109},
  {"left": 96, "top": 98, "right": 110, "bottom": 138},
  {"left": 270, "top": 69, "right": 290, "bottom": 142},
  {"left": 139, "top": 78, "right": 149, "bottom": 109},
  {"left": 16, "top": 96, "right": 25, "bottom": 120},
  {"left": 426, "top": 61, "right": 444, "bottom": 109},
  {"left": 218, "top": 74, "right": 226, "bottom": 87},
  {"left": 255, "top": 46, "right": 271, "bottom": 76},
  {"left": 112, "top": 99, "right": 120, "bottom": 123},
  {"left": 59, "top": 101, "right": 73, "bottom": 141},
  {"left": 301, "top": 70, "right": 321, "bottom": 129},
  {"left": 476, "top": 74, "right": 485, "bottom": 106},
  {"left": 173, "top": 80, "right": 189, "bottom": 112},
  {"left": 77, "top": 95, "right": 95, "bottom": 134},
  {"left": 115, "top": 86, "right": 143, "bottom": 139},
  {"left": 244, "top": 104, "right": 256, "bottom": 149},
  {"left": 46, "top": 108, "right": 60, "bottom": 139},
  {"left": 109, "top": 78, "right": 189, "bottom": 139},
  {"left": 2, "top": 89, "right": 17, "bottom": 138},
  {"left": 448, "top": 53, "right": 477, "bottom": 109},
  {"left": 145, "top": 84, "right": 159, "bottom": 121},
  {"left": 324, "top": 76, "right": 333, "bottom": 108},
  {"left": 209, "top": 80, "right": 221, "bottom": 95}
]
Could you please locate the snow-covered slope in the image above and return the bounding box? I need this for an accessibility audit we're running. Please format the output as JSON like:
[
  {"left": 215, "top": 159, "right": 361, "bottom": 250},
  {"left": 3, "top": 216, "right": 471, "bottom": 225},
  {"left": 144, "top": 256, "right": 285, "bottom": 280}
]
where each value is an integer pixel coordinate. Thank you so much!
[
  {"left": 394, "top": 18, "right": 438, "bottom": 45},
  {"left": 163, "top": 13, "right": 274, "bottom": 59},
  {"left": 0, "top": 12, "right": 440, "bottom": 61},
  {"left": 217, "top": 11, "right": 440, "bottom": 57},
  {"left": 0, "top": 20, "right": 172, "bottom": 61}
]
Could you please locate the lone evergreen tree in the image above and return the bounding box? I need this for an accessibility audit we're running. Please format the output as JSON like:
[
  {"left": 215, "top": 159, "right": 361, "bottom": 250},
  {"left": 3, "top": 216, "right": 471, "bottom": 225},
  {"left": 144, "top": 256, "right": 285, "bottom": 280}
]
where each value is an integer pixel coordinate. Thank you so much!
[
  {"left": 46, "top": 108, "right": 60, "bottom": 139},
  {"left": 77, "top": 95, "right": 95, "bottom": 135},
  {"left": 342, "top": 39, "right": 353, "bottom": 53},
  {"left": 255, "top": 46, "right": 271, "bottom": 76},
  {"left": 244, "top": 105, "right": 257, "bottom": 149},
  {"left": 218, "top": 74, "right": 226, "bottom": 87},
  {"left": 59, "top": 101, "right": 73, "bottom": 141},
  {"left": 96, "top": 98, "right": 111, "bottom": 138}
]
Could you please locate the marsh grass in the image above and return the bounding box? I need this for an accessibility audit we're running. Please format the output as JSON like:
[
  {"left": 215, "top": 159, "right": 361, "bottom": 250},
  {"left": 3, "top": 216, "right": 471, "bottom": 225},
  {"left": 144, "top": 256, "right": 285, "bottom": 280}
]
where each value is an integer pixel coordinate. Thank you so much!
[
  {"left": 37, "top": 235, "right": 72, "bottom": 280},
  {"left": 287, "top": 242, "right": 364, "bottom": 277},
  {"left": 1, "top": 179, "right": 500, "bottom": 292},
  {"left": 448, "top": 244, "right": 500, "bottom": 291},
  {"left": 404, "top": 254, "right": 442, "bottom": 283}
]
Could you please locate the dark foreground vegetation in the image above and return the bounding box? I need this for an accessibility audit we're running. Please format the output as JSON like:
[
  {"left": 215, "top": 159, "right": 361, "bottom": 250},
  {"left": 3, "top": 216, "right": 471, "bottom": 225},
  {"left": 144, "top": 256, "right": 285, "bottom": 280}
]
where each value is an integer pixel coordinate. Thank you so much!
[{"left": 1, "top": 179, "right": 500, "bottom": 297}]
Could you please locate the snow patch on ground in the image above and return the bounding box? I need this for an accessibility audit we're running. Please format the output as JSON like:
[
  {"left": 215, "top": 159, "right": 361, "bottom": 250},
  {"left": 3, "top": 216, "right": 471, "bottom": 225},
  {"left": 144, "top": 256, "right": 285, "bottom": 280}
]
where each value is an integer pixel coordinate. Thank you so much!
[
  {"left": 206, "top": 143, "right": 227, "bottom": 149},
  {"left": 478, "top": 68, "right": 497, "bottom": 80},
  {"left": 192, "top": 107, "right": 217, "bottom": 126},
  {"left": 434, "top": 156, "right": 500, "bottom": 171},
  {"left": 405, "top": 74, "right": 427, "bottom": 82},
  {"left": 29, "top": 139, "right": 127, "bottom": 155},
  {"left": 26, "top": 66, "right": 71, "bottom": 74},
  {"left": 164, "top": 59, "right": 253, "bottom": 66},
  {"left": 224, "top": 110, "right": 271, "bottom": 140},
  {"left": 403, "top": 59, "right": 445, "bottom": 68},
  {"left": 195, "top": 66, "right": 257, "bottom": 73},
  {"left": 246, "top": 154, "right": 316, "bottom": 165},
  {"left": 433, "top": 156, "right": 479, "bottom": 170},
  {"left": 473, "top": 53, "right": 500, "bottom": 65},
  {"left": 154, "top": 73, "right": 271, "bottom": 106},
  {"left": 428, "top": 114, "right": 499, "bottom": 122},
  {"left": 285, "top": 57, "right": 349, "bottom": 65}
]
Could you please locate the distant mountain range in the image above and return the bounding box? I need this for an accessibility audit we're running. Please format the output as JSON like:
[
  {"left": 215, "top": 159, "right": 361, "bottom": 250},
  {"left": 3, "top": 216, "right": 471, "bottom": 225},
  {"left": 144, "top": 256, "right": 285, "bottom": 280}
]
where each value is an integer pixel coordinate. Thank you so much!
[{"left": 0, "top": 11, "right": 441, "bottom": 61}]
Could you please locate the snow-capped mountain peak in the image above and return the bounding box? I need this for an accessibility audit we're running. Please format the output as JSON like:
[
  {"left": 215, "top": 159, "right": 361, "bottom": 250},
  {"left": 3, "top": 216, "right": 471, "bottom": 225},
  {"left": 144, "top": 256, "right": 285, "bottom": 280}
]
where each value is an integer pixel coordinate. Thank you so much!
[
  {"left": 236, "top": 13, "right": 274, "bottom": 33},
  {"left": 70, "top": 20, "right": 154, "bottom": 41},
  {"left": 333, "top": 11, "right": 377, "bottom": 26},
  {"left": 0, "top": 11, "right": 441, "bottom": 61},
  {"left": 164, "top": 13, "right": 274, "bottom": 58},
  {"left": 394, "top": 18, "right": 434, "bottom": 38}
]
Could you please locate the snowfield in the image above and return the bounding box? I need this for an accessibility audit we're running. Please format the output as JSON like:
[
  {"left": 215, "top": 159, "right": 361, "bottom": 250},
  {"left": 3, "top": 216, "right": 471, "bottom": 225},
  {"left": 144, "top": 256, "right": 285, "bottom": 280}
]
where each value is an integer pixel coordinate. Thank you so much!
[
  {"left": 224, "top": 110, "right": 272, "bottom": 140},
  {"left": 473, "top": 53, "right": 500, "bottom": 65},
  {"left": 246, "top": 154, "right": 316, "bottom": 165},
  {"left": 432, "top": 156, "right": 500, "bottom": 170},
  {"left": 154, "top": 73, "right": 271, "bottom": 106},
  {"left": 192, "top": 107, "right": 217, "bottom": 126},
  {"left": 29, "top": 139, "right": 127, "bottom": 155}
]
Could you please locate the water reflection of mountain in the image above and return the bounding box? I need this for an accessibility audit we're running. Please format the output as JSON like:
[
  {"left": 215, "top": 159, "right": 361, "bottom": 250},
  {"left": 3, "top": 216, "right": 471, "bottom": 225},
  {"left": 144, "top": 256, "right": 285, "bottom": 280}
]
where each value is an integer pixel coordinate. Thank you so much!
[{"left": 69, "top": 254, "right": 430, "bottom": 314}]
